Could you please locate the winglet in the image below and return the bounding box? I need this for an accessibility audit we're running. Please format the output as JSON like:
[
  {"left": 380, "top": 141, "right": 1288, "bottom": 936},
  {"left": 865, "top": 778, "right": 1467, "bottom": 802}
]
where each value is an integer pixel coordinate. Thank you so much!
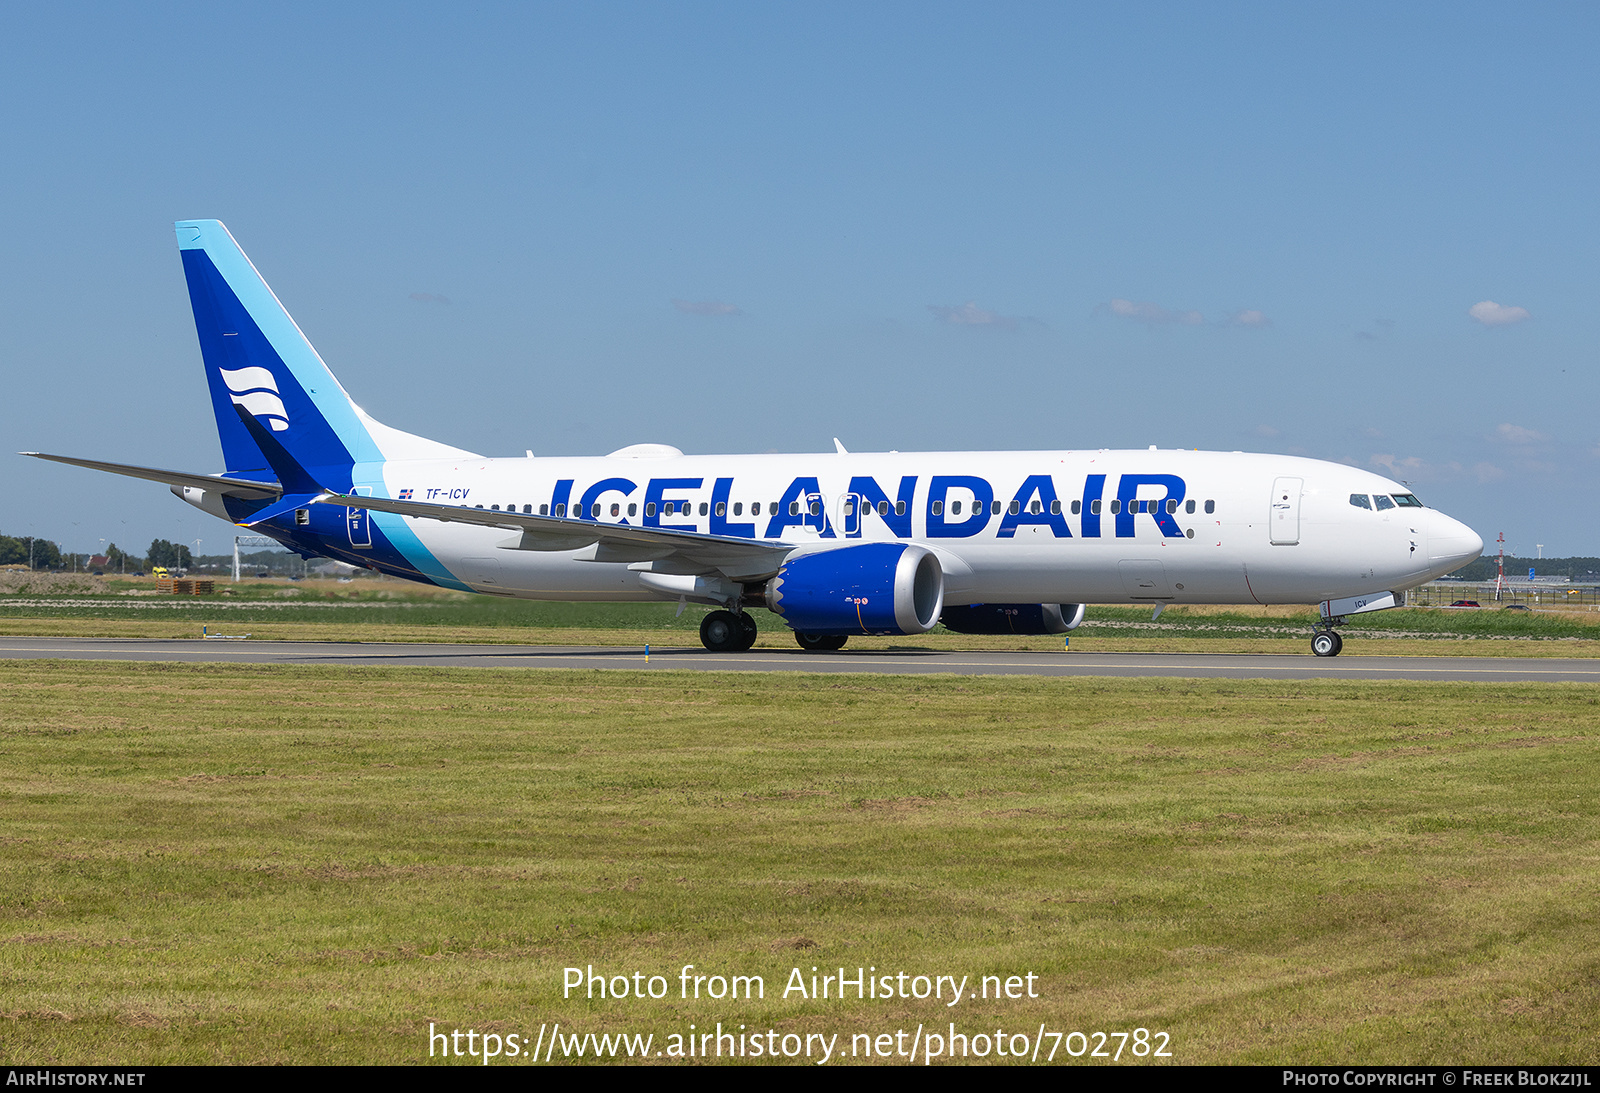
[
  {"left": 833, "top": 437, "right": 848, "bottom": 455},
  {"left": 232, "top": 403, "right": 324, "bottom": 496}
]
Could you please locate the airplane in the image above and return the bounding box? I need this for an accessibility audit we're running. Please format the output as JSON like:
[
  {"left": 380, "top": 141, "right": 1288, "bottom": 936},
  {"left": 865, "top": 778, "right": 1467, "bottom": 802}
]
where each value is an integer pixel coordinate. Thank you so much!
[{"left": 25, "top": 220, "right": 1485, "bottom": 657}]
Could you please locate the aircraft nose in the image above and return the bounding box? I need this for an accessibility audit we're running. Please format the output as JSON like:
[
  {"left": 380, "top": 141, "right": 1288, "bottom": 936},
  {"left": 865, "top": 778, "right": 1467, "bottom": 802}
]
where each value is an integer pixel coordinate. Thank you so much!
[{"left": 1428, "top": 512, "right": 1483, "bottom": 572}]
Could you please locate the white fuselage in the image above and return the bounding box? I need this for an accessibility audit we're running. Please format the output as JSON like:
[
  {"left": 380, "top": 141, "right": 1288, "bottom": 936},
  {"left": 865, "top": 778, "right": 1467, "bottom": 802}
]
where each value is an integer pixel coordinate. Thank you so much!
[{"left": 315, "top": 447, "right": 1481, "bottom": 604}]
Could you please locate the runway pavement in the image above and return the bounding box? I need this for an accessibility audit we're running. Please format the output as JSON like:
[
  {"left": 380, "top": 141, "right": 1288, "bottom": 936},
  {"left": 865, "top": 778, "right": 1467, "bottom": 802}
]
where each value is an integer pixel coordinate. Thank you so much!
[{"left": 1, "top": 636, "right": 1598, "bottom": 681}]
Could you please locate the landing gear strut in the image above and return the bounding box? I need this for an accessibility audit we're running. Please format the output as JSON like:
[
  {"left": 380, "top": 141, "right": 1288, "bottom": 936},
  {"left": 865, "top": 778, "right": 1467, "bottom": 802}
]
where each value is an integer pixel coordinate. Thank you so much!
[
  {"left": 1311, "top": 621, "right": 1344, "bottom": 657},
  {"left": 700, "top": 609, "right": 758, "bottom": 652}
]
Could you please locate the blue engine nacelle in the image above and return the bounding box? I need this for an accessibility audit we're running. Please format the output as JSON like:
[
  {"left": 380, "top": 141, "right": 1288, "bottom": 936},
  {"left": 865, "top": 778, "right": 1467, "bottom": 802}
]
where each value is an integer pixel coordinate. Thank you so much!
[
  {"left": 764, "top": 543, "right": 944, "bottom": 636},
  {"left": 939, "top": 602, "right": 1087, "bottom": 635}
]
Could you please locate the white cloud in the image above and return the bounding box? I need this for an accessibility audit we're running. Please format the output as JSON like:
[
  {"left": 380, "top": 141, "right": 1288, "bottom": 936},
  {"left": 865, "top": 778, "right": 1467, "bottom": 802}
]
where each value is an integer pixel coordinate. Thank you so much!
[
  {"left": 672, "top": 299, "right": 742, "bottom": 317},
  {"left": 1102, "top": 298, "right": 1204, "bottom": 326},
  {"left": 1494, "top": 423, "right": 1545, "bottom": 445},
  {"left": 1228, "top": 309, "right": 1271, "bottom": 327},
  {"left": 1368, "top": 454, "right": 1470, "bottom": 483},
  {"left": 928, "top": 302, "right": 1020, "bottom": 329},
  {"left": 1468, "top": 300, "right": 1530, "bottom": 326},
  {"left": 1473, "top": 462, "right": 1508, "bottom": 483}
]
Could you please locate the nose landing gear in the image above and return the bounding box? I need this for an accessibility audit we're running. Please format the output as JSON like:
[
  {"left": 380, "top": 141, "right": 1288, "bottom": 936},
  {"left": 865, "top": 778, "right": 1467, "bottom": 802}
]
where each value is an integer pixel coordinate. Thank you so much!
[{"left": 1311, "top": 622, "right": 1344, "bottom": 657}]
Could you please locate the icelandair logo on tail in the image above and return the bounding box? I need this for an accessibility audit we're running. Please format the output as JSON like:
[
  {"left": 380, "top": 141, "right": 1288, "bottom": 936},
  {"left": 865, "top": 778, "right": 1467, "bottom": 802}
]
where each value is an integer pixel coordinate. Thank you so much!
[{"left": 220, "top": 366, "right": 289, "bottom": 432}]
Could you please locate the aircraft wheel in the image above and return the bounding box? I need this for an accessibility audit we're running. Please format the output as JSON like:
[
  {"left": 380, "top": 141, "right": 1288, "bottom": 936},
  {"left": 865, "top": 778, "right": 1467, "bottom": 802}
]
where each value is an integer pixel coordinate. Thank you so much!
[
  {"left": 795, "top": 632, "right": 848, "bottom": 652},
  {"left": 700, "top": 610, "right": 743, "bottom": 652},
  {"left": 736, "top": 612, "right": 759, "bottom": 651},
  {"left": 1311, "top": 631, "right": 1342, "bottom": 657}
]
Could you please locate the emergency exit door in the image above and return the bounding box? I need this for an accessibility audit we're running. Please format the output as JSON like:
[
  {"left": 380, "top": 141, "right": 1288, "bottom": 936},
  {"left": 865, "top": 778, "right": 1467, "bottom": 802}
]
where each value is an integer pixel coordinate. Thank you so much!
[{"left": 1270, "top": 477, "right": 1302, "bottom": 545}]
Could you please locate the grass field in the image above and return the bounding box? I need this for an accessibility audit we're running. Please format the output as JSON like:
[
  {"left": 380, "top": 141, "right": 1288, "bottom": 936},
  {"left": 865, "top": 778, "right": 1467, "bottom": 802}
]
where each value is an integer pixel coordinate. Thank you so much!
[
  {"left": 3, "top": 577, "right": 1599, "bottom": 657},
  {"left": 3, "top": 662, "right": 1597, "bottom": 1065}
]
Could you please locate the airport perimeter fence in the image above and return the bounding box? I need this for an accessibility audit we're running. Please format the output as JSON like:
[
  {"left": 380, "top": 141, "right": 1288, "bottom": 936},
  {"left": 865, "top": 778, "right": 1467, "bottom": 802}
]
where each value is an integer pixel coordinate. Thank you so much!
[{"left": 1414, "top": 582, "right": 1600, "bottom": 608}]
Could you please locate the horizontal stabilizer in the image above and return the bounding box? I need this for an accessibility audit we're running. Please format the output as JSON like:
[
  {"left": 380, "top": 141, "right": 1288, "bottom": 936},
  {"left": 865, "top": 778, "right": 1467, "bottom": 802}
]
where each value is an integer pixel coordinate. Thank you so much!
[{"left": 21, "top": 452, "right": 280, "bottom": 498}]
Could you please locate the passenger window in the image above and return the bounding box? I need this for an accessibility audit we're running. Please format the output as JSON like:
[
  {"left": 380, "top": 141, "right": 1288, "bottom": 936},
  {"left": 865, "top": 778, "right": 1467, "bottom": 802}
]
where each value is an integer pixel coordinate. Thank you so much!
[
  {"left": 1010, "top": 500, "right": 1022, "bottom": 515},
  {"left": 808, "top": 500, "right": 820, "bottom": 516},
  {"left": 733, "top": 502, "right": 743, "bottom": 516},
  {"left": 1375, "top": 495, "right": 1395, "bottom": 511},
  {"left": 878, "top": 500, "right": 890, "bottom": 516},
  {"left": 1204, "top": 500, "right": 1215, "bottom": 514},
  {"left": 524, "top": 504, "right": 532, "bottom": 514},
  {"left": 1072, "top": 500, "right": 1081, "bottom": 515},
  {"left": 1166, "top": 499, "right": 1178, "bottom": 514},
  {"left": 1090, "top": 500, "right": 1100, "bottom": 515},
  {"left": 715, "top": 502, "right": 725, "bottom": 516},
  {"left": 491, "top": 504, "right": 500, "bottom": 510},
  {"left": 539, "top": 504, "right": 548, "bottom": 516},
  {"left": 1350, "top": 494, "right": 1372, "bottom": 510},
  {"left": 1110, "top": 499, "right": 1121, "bottom": 514},
  {"left": 790, "top": 501, "right": 800, "bottom": 516},
  {"left": 951, "top": 500, "right": 963, "bottom": 515},
  {"left": 895, "top": 501, "right": 905, "bottom": 516},
  {"left": 932, "top": 500, "right": 944, "bottom": 516},
  {"left": 591, "top": 503, "right": 601, "bottom": 518},
  {"left": 608, "top": 503, "right": 619, "bottom": 517},
  {"left": 628, "top": 503, "right": 637, "bottom": 517},
  {"left": 1030, "top": 500, "right": 1041, "bottom": 515},
  {"left": 1050, "top": 500, "right": 1061, "bottom": 515},
  {"left": 1185, "top": 499, "right": 1195, "bottom": 514},
  {"left": 700, "top": 502, "right": 709, "bottom": 516},
  {"left": 645, "top": 502, "right": 656, "bottom": 517},
  {"left": 991, "top": 500, "right": 1002, "bottom": 515},
  {"left": 555, "top": 503, "right": 566, "bottom": 517}
]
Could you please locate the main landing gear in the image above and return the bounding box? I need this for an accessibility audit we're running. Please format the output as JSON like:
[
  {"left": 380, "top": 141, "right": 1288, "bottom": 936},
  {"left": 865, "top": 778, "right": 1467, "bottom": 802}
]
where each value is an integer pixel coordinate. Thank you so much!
[
  {"left": 699, "top": 609, "right": 758, "bottom": 652},
  {"left": 695, "top": 610, "right": 849, "bottom": 653},
  {"left": 1311, "top": 625, "right": 1344, "bottom": 657}
]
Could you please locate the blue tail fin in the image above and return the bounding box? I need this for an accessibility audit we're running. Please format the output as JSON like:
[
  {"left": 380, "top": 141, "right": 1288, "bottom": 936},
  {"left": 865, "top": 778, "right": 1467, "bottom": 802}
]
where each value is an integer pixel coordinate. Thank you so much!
[{"left": 175, "top": 220, "right": 475, "bottom": 478}]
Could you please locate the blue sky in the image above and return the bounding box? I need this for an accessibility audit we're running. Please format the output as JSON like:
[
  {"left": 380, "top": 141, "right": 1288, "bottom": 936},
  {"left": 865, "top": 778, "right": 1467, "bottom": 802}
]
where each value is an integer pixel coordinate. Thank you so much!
[{"left": 3, "top": 2, "right": 1595, "bottom": 558}]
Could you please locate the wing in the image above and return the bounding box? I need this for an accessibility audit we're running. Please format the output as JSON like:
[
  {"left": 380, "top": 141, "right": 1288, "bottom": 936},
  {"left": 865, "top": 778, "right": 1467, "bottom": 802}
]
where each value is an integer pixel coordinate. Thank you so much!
[{"left": 318, "top": 491, "right": 794, "bottom": 582}]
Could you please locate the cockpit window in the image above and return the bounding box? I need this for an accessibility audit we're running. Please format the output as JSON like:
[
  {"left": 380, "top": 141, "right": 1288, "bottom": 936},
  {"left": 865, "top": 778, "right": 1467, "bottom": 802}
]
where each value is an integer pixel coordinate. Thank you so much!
[
  {"left": 1349, "top": 493, "right": 1372, "bottom": 510},
  {"left": 1391, "top": 493, "right": 1424, "bottom": 507},
  {"left": 1374, "top": 495, "right": 1395, "bottom": 511}
]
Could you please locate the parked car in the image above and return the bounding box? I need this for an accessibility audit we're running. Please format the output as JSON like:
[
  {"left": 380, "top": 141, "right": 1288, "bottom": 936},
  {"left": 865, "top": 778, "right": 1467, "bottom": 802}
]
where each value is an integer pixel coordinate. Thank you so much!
[
  {"left": 1449, "top": 600, "right": 1481, "bottom": 608},
  {"left": 1503, "top": 604, "right": 1532, "bottom": 612}
]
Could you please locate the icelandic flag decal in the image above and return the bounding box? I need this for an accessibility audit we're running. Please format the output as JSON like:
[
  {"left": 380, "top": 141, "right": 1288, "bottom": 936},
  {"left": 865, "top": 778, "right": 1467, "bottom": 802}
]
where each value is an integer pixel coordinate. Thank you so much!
[{"left": 398, "top": 488, "right": 413, "bottom": 500}]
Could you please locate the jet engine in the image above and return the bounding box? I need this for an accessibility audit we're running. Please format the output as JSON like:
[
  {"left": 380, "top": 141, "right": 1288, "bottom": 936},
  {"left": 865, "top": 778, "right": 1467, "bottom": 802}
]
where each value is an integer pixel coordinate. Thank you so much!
[
  {"left": 765, "top": 543, "right": 944, "bottom": 635},
  {"left": 939, "top": 602, "right": 1086, "bottom": 635}
]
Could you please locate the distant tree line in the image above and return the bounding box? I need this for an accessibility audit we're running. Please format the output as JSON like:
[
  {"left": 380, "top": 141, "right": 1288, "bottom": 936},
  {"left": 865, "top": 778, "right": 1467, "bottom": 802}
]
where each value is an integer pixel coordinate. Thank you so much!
[
  {"left": 145, "top": 539, "right": 193, "bottom": 570},
  {"left": 0, "top": 532, "right": 62, "bottom": 569},
  {"left": 0, "top": 533, "right": 210, "bottom": 573},
  {"left": 1446, "top": 556, "right": 1600, "bottom": 581}
]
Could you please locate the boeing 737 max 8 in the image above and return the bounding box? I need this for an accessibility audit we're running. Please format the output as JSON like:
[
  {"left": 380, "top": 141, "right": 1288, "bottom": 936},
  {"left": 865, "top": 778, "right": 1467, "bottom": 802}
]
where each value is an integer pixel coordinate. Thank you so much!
[{"left": 26, "top": 221, "right": 1484, "bottom": 656}]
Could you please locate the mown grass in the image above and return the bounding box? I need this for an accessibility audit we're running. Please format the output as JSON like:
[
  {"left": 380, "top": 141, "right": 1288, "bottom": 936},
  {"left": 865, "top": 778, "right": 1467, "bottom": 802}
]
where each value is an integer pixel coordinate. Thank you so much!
[
  {"left": 3, "top": 586, "right": 1599, "bottom": 657},
  {"left": 2, "top": 662, "right": 1597, "bottom": 1064}
]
